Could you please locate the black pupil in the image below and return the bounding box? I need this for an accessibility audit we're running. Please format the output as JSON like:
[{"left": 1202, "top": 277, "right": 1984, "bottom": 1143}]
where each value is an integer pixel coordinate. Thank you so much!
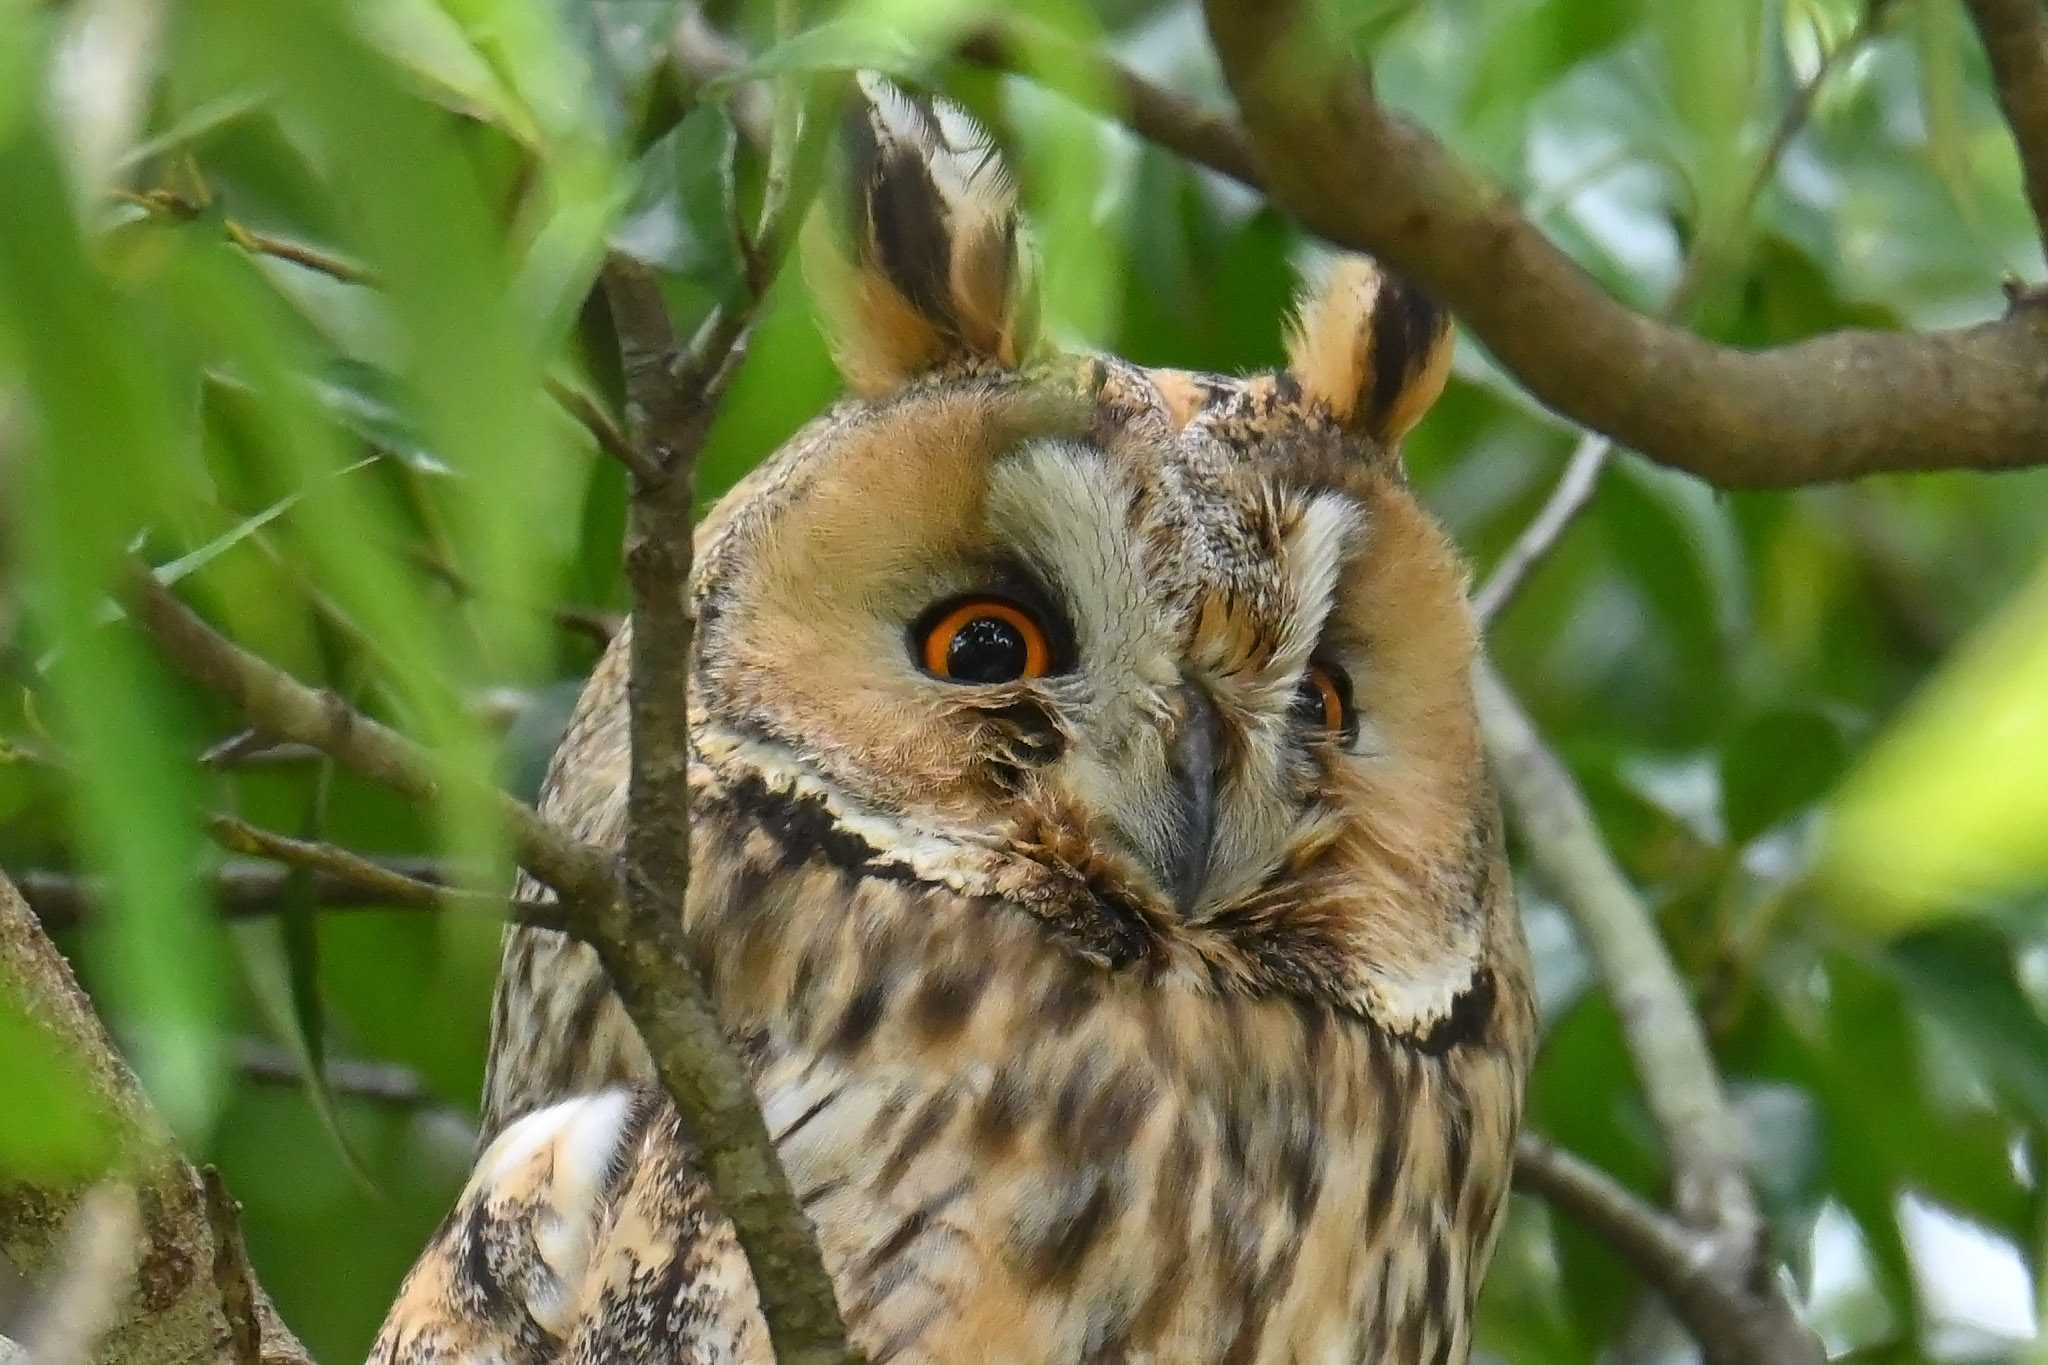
[
  {"left": 947, "top": 615, "right": 1029, "bottom": 683},
  {"left": 1291, "top": 675, "right": 1329, "bottom": 728}
]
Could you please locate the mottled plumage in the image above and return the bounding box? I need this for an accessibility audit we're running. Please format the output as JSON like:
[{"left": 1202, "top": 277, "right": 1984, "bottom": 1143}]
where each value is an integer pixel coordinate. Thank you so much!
[{"left": 373, "top": 75, "right": 1534, "bottom": 1365}]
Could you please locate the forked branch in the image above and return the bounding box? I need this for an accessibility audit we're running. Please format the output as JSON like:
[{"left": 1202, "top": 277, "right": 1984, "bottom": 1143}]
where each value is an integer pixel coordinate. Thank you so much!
[{"left": 122, "top": 565, "right": 857, "bottom": 1365}]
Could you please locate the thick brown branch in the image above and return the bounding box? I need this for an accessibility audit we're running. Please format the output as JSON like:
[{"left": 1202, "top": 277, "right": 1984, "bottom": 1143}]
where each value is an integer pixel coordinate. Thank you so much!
[
  {"left": 973, "top": 6, "right": 2048, "bottom": 484},
  {"left": 0, "top": 873, "right": 316, "bottom": 1365},
  {"left": 1162, "top": 2, "right": 2048, "bottom": 489},
  {"left": 1967, "top": 0, "right": 2048, "bottom": 244}
]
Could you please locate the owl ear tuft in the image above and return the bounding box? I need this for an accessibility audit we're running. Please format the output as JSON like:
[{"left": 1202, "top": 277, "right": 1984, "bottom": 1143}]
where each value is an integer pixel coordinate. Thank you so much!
[
  {"left": 1284, "top": 258, "right": 1453, "bottom": 447},
  {"left": 809, "top": 74, "right": 1040, "bottom": 396}
]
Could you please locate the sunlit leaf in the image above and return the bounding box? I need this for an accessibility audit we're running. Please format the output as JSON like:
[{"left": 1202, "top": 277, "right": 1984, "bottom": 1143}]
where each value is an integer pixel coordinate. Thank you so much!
[{"left": 1825, "top": 558, "right": 2048, "bottom": 931}]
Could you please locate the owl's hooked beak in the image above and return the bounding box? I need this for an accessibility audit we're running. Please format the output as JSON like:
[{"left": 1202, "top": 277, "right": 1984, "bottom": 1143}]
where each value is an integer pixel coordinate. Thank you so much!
[{"left": 1156, "top": 682, "right": 1223, "bottom": 914}]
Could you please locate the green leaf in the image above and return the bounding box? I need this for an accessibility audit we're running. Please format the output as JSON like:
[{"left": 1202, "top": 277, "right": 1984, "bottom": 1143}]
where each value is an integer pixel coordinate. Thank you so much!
[
  {"left": 1465, "top": 0, "right": 1646, "bottom": 125},
  {"left": 231, "top": 899, "right": 377, "bottom": 1190},
  {"left": 0, "top": 45, "right": 231, "bottom": 1145},
  {"left": 701, "top": 19, "right": 927, "bottom": 92},
  {"left": 1654, "top": 0, "right": 1767, "bottom": 233},
  {"left": 1911, "top": 0, "right": 1976, "bottom": 218},
  {"left": 1824, "top": 559, "right": 2048, "bottom": 932},
  {"left": 359, "top": 0, "right": 540, "bottom": 144},
  {"left": 1720, "top": 705, "right": 1853, "bottom": 845},
  {"left": 1597, "top": 456, "right": 1749, "bottom": 743},
  {"left": 304, "top": 364, "right": 455, "bottom": 475},
  {"left": 1886, "top": 923, "right": 2048, "bottom": 1125},
  {"left": 150, "top": 455, "right": 383, "bottom": 590}
]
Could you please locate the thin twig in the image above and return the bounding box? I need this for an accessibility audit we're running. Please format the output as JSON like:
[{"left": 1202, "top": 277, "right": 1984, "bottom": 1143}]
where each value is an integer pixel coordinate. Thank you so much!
[
  {"left": 121, "top": 564, "right": 620, "bottom": 913},
  {"left": 1473, "top": 434, "right": 1612, "bottom": 625},
  {"left": 1475, "top": 662, "right": 1750, "bottom": 1232},
  {"left": 222, "top": 220, "right": 374, "bottom": 287},
  {"left": 1669, "top": 6, "right": 1890, "bottom": 320},
  {"left": 598, "top": 264, "right": 854, "bottom": 1365},
  {"left": 1477, "top": 661, "right": 1821, "bottom": 1365},
  {"left": 1475, "top": 15, "right": 1882, "bottom": 624},
  {"left": 544, "top": 375, "right": 641, "bottom": 469},
  {"left": 118, "top": 190, "right": 375, "bottom": 286},
  {"left": 408, "top": 549, "right": 622, "bottom": 648},
  {"left": 569, "top": 53, "right": 859, "bottom": 1364},
  {"left": 957, "top": 18, "right": 1260, "bottom": 187},
  {"left": 237, "top": 1040, "right": 452, "bottom": 1113},
  {"left": 1965, "top": 0, "right": 2048, "bottom": 247},
  {"left": 200, "top": 729, "right": 317, "bottom": 769},
  {"left": 203, "top": 813, "right": 566, "bottom": 929},
  {"left": 13, "top": 857, "right": 455, "bottom": 929}
]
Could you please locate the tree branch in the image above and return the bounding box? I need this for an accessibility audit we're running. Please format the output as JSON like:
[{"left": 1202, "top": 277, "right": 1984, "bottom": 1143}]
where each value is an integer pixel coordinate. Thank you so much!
[
  {"left": 1966, "top": 0, "right": 2048, "bottom": 246},
  {"left": 235, "top": 1042, "right": 448, "bottom": 1113},
  {"left": 1514, "top": 1135, "right": 1816, "bottom": 1363},
  {"left": 595, "top": 249, "right": 854, "bottom": 1365},
  {"left": 121, "top": 566, "right": 619, "bottom": 915},
  {"left": 5, "top": 1186, "right": 141, "bottom": 1365},
  {"left": 0, "top": 872, "right": 316, "bottom": 1365},
  {"left": 119, "top": 561, "right": 860, "bottom": 1360},
  {"left": 14, "top": 858, "right": 453, "bottom": 930},
  {"left": 1478, "top": 662, "right": 1821, "bottom": 1364},
  {"left": 1116, "top": 2, "right": 2048, "bottom": 489},
  {"left": 957, "top": 19, "right": 1259, "bottom": 187},
  {"left": 203, "top": 815, "right": 566, "bottom": 929},
  {"left": 1473, "top": 433, "right": 1611, "bottom": 625}
]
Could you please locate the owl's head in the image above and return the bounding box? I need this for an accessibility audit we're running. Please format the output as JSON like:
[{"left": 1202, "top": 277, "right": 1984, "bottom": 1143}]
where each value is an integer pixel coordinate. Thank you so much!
[{"left": 688, "top": 78, "right": 1509, "bottom": 1047}]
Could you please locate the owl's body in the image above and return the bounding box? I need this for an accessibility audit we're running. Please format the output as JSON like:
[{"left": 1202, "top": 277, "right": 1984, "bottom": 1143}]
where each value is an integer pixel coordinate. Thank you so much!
[{"left": 374, "top": 80, "right": 1534, "bottom": 1365}]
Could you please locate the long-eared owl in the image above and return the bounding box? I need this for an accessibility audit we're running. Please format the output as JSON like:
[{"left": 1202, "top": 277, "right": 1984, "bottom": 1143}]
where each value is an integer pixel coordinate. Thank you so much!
[{"left": 373, "top": 76, "right": 1535, "bottom": 1365}]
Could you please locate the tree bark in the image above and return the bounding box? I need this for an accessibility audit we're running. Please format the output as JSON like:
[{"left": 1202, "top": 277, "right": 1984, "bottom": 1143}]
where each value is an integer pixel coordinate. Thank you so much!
[{"left": 0, "top": 873, "right": 314, "bottom": 1365}]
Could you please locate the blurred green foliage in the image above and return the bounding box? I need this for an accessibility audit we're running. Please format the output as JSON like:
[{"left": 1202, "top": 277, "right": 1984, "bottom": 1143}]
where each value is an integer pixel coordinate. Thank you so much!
[{"left": 1, "top": 0, "right": 2045, "bottom": 1360}]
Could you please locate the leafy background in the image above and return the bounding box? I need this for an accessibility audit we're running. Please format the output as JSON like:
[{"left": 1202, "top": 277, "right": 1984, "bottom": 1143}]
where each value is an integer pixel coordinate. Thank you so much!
[{"left": 2, "top": 0, "right": 2046, "bottom": 1361}]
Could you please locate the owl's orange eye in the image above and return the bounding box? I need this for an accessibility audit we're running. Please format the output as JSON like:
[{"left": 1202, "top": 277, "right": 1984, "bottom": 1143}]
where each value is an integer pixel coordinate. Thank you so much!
[
  {"left": 919, "top": 598, "right": 1052, "bottom": 683},
  {"left": 1292, "top": 662, "right": 1352, "bottom": 739}
]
